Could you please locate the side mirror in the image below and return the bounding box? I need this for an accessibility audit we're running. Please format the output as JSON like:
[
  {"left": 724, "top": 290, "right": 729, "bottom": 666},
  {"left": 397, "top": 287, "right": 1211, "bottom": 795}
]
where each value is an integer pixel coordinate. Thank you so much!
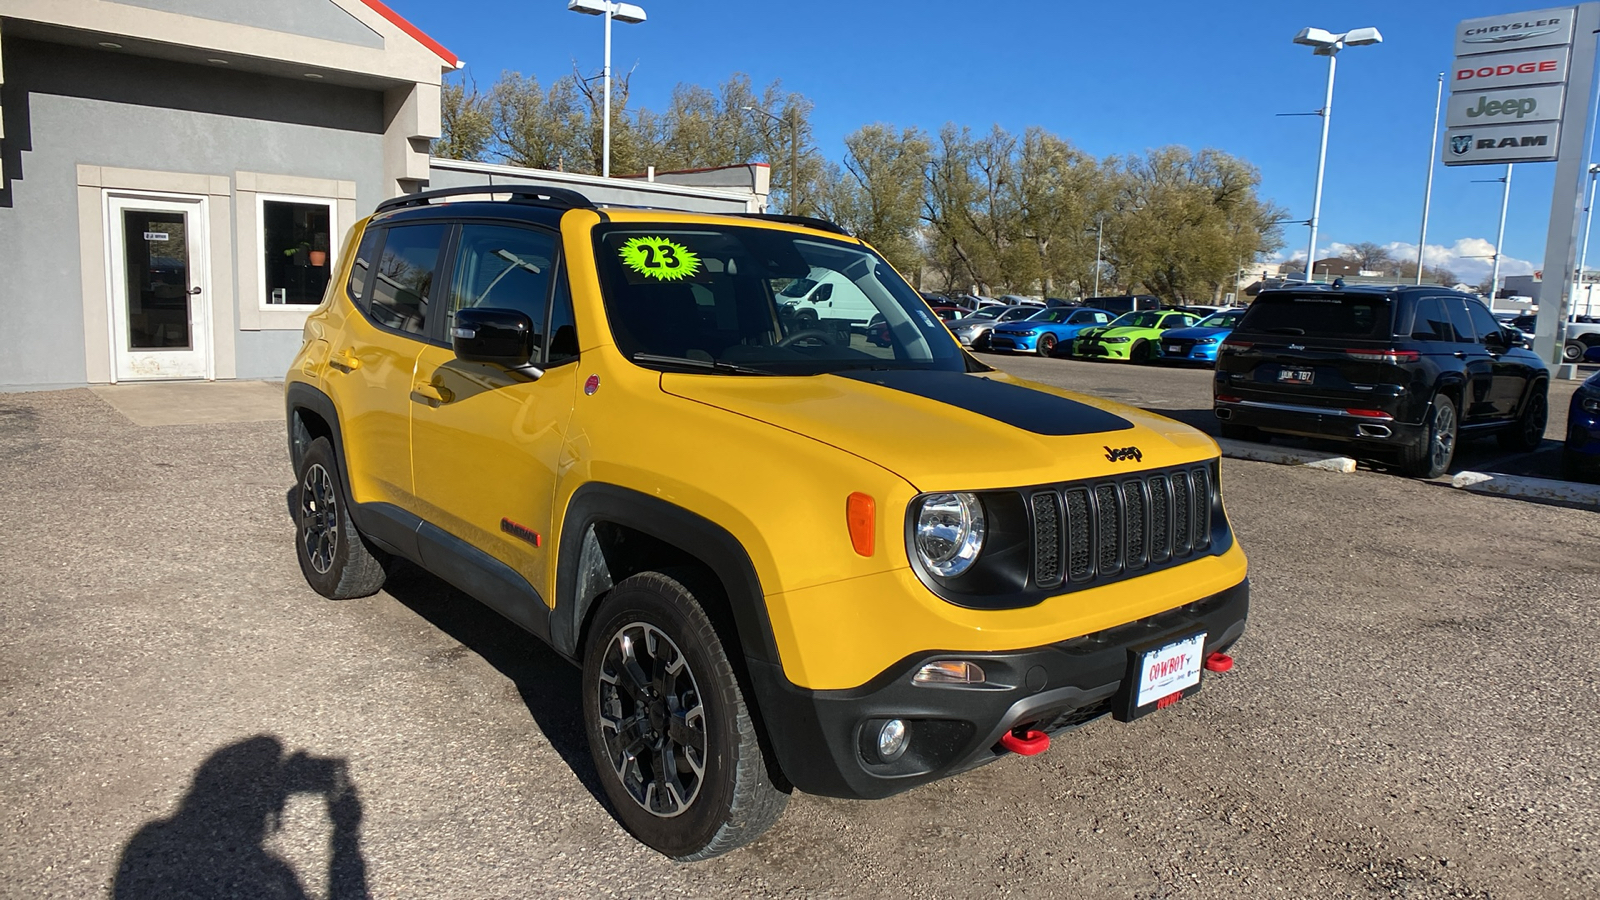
[
  {"left": 452, "top": 307, "right": 540, "bottom": 374},
  {"left": 1585, "top": 344, "right": 1600, "bottom": 362}
]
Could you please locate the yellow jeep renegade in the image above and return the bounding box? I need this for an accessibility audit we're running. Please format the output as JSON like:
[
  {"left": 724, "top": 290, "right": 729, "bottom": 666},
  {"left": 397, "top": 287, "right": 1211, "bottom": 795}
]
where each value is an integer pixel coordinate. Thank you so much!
[{"left": 284, "top": 186, "right": 1249, "bottom": 860}]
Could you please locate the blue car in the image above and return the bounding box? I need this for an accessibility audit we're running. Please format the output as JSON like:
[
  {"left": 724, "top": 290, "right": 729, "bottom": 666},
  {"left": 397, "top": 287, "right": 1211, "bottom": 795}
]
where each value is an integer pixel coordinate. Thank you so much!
[
  {"left": 988, "top": 307, "right": 1113, "bottom": 356},
  {"left": 1563, "top": 353, "right": 1600, "bottom": 482},
  {"left": 1155, "top": 308, "right": 1247, "bottom": 364}
]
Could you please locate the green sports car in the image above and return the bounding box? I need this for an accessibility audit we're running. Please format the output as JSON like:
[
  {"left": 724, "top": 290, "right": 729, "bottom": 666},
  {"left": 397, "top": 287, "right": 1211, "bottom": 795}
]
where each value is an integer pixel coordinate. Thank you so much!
[{"left": 1070, "top": 309, "right": 1200, "bottom": 363}]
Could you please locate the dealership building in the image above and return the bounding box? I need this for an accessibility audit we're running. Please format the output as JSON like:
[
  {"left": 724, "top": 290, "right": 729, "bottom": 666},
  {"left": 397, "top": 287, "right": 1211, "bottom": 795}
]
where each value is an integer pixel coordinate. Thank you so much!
[{"left": 0, "top": 0, "right": 765, "bottom": 390}]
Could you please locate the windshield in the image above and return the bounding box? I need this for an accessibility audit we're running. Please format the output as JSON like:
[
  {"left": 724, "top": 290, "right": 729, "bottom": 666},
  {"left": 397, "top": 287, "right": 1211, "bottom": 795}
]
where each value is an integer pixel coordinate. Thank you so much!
[
  {"left": 1024, "top": 308, "right": 1075, "bottom": 324},
  {"left": 967, "top": 308, "right": 1001, "bottom": 321},
  {"left": 1238, "top": 292, "right": 1393, "bottom": 338},
  {"left": 1109, "top": 311, "right": 1165, "bottom": 329},
  {"left": 594, "top": 225, "right": 966, "bottom": 375},
  {"left": 1198, "top": 310, "right": 1245, "bottom": 329}
]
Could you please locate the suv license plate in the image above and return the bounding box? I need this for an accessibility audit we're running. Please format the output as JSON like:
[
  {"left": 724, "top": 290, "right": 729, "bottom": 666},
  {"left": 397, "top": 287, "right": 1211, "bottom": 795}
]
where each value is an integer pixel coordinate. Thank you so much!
[
  {"left": 1121, "top": 631, "right": 1206, "bottom": 720},
  {"left": 1278, "top": 367, "right": 1314, "bottom": 384}
]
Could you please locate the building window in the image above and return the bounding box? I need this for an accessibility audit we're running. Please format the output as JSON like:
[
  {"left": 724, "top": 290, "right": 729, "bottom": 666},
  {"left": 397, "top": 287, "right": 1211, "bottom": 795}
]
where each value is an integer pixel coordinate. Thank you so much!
[{"left": 259, "top": 195, "right": 336, "bottom": 306}]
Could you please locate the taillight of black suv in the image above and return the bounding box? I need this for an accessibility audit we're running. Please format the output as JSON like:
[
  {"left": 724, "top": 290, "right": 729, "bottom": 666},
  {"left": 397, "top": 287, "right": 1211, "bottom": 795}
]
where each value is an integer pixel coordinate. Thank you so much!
[{"left": 1212, "top": 285, "right": 1549, "bottom": 478}]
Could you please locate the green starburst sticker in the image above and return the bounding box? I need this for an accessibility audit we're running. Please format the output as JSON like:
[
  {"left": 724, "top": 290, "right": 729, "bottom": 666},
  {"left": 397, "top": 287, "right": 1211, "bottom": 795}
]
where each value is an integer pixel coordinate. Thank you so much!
[{"left": 618, "top": 236, "right": 701, "bottom": 281}]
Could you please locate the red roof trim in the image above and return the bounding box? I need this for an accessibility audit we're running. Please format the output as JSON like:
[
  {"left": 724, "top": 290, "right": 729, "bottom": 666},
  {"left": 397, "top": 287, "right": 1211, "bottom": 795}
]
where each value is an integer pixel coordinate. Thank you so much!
[{"left": 358, "top": 0, "right": 459, "bottom": 68}]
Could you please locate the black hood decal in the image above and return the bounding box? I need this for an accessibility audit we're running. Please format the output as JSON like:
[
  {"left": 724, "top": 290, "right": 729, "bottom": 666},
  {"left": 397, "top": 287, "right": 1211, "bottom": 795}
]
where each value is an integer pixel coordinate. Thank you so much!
[{"left": 833, "top": 370, "right": 1134, "bottom": 436}]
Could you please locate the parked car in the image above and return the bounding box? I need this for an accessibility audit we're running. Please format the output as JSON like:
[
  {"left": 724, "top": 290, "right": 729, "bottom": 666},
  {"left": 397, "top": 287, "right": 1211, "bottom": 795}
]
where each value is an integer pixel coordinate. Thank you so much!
[
  {"left": 283, "top": 184, "right": 1249, "bottom": 860},
  {"left": 1082, "top": 294, "right": 1162, "bottom": 315},
  {"left": 998, "top": 294, "right": 1044, "bottom": 307},
  {"left": 988, "top": 307, "right": 1113, "bottom": 355},
  {"left": 778, "top": 267, "right": 878, "bottom": 331},
  {"left": 1213, "top": 285, "right": 1548, "bottom": 478},
  {"left": 1157, "top": 309, "right": 1248, "bottom": 365},
  {"left": 949, "top": 305, "right": 1041, "bottom": 349},
  {"left": 1071, "top": 309, "right": 1200, "bottom": 363},
  {"left": 1563, "top": 345, "right": 1600, "bottom": 481}
]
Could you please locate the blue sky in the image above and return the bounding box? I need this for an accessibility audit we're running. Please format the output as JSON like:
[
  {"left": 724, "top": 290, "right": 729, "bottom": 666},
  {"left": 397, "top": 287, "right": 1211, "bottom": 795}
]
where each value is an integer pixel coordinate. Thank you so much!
[{"left": 388, "top": 0, "right": 1595, "bottom": 284}]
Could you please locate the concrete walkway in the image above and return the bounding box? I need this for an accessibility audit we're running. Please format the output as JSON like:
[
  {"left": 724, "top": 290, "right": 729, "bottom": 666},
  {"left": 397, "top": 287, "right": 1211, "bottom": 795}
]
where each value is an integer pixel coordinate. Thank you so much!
[{"left": 90, "top": 380, "right": 283, "bottom": 426}]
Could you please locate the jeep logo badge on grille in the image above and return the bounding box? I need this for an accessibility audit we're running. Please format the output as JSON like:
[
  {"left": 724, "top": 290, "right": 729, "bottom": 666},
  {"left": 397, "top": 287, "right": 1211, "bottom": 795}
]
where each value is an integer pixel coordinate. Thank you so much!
[{"left": 1104, "top": 445, "right": 1143, "bottom": 463}]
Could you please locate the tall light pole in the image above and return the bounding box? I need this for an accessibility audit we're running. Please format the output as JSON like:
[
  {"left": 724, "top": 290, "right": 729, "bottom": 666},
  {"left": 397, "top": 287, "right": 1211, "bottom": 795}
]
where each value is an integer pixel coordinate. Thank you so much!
[
  {"left": 1417, "top": 72, "right": 1443, "bottom": 285},
  {"left": 567, "top": 0, "right": 647, "bottom": 178},
  {"left": 1292, "top": 26, "right": 1383, "bottom": 281},
  {"left": 742, "top": 105, "right": 801, "bottom": 214},
  {"left": 1491, "top": 164, "right": 1513, "bottom": 304},
  {"left": 1093, "top": 213, "right": 1105, "bottom": 297},
  {"left": 1578, "top": 163, "right": 1600, "bottom": 316}
]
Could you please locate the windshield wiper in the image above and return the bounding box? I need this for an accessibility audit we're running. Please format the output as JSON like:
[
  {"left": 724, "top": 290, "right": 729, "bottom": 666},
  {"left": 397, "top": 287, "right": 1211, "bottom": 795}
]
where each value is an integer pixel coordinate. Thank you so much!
[{"left": 631, "top": 353, "right": 776, "bottom": 375}]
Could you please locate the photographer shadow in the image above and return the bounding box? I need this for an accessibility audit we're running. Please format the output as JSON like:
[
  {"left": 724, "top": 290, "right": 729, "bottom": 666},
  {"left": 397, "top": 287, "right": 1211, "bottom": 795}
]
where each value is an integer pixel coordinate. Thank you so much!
[{"left": 113, "top": 735, "right": 369, "bottom": 900}]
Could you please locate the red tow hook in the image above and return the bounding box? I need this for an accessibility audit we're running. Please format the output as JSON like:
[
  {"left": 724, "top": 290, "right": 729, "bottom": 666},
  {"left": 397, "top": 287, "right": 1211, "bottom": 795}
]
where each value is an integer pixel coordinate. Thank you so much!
[
  {"left": 999, "top": 728, "right": 1050, "bottom": 756},
  {"left": 1204, "top": 652, "right": 1234, "bottom": 673}
]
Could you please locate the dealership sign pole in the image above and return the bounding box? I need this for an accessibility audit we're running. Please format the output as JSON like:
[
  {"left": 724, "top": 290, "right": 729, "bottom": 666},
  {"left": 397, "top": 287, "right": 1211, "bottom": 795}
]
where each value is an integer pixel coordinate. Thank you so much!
[{"left": 1445, "top": 4, "right": 1600, "bottom": 368}]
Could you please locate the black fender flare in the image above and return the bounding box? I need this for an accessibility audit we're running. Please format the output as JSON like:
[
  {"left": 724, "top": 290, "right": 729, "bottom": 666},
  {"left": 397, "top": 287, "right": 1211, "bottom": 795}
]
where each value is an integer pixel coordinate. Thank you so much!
[{"left": 551, "top": 483, "right": 780, "bottom": 669}]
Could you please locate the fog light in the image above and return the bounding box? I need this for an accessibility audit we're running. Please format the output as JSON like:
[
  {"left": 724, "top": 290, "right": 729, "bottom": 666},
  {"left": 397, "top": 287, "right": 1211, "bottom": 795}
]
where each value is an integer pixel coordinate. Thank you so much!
[
  {"left": 876, "top": 719, "right": 908, "bottom": 761},
  {"left": 913, "top": 660, "right": 987, "bottom": 685}
]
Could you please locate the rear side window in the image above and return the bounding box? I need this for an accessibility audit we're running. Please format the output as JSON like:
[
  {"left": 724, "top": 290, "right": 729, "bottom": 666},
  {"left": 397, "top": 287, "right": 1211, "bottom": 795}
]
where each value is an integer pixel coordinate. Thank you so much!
[
  {"left": 369, "top": 224, "right": 447, "bottom": 336},
  {"left": 1237, "top": 293, "right": 1392, "bottom": 339},
  {"left": 1446, "top": 299, "right": 1478, "bottom": 345},
  {"left": 1410, "top": 297, "right": 1459, "bottom": 342}
]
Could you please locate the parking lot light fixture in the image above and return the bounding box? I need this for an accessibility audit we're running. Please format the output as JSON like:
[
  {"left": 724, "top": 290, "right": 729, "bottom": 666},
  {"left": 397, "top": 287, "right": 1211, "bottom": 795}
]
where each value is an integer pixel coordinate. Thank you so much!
[
  {"left": 567, "top": 0, "right": 647, "bottom": 178},
  {"left": 1292, "top": 25, "right": 1382, "bottom": 281}
]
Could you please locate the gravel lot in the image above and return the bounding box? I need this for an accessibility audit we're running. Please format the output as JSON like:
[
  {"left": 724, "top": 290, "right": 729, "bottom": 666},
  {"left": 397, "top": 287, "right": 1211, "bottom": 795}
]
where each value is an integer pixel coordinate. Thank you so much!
[{"left": 2, "top": 364, "right": 1596, "bottom": 899}]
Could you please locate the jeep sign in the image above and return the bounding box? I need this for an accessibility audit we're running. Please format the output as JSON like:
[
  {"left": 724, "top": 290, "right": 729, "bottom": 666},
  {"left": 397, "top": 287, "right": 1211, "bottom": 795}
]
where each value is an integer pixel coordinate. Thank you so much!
[
  {"left": 1451, "top": 45, "right": 1570, "bottom": 90},
  {"left": 1446, "top": 83, "right": 1565, "bottom": 126},
  {"left": 1443, "top": 121, "right": 1561, "bottom": 165}
]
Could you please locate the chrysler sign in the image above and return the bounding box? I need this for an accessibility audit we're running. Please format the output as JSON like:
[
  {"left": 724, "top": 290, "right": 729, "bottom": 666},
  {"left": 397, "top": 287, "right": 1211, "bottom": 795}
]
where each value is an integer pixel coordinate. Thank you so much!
[{"left": 1454, "top": 6, "right": 1575, "bottom": 56}]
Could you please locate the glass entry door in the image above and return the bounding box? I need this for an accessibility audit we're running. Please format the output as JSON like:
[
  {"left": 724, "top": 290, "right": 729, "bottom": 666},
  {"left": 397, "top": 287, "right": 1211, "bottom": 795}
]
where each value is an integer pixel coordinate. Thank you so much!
[{"left": 107, "top": 194, "right": 211, "bottom": 380}]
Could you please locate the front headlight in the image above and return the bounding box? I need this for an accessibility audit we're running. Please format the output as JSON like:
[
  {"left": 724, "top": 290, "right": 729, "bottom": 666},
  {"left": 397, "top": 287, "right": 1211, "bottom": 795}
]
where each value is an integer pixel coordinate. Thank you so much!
[
  {"left": 1582, "top": 394, "right": 1600, "bottom": 415},
  {"left": 1103, "top": 336, "right": 1131, "bottom": 343},
  {"left": 1195, "top": 337, "right": 1218, "bottom": 345},
  {"left": 913, "top": 492, "right": 986, "bottom": 577}
]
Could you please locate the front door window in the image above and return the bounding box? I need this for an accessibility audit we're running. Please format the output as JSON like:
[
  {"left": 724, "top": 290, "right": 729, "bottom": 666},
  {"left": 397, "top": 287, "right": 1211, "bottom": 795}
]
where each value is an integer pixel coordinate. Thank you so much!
[
  {"left": 106, "top": 193, "right": 210, "bottom": 380},
  {"left": 122, "top": 210, "right": 193, "bottom": 350}
]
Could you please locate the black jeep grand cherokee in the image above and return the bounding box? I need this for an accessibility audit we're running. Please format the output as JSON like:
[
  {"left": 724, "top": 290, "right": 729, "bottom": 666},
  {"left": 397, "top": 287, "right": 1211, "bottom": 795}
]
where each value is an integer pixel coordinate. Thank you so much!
[{"left": 1213, "top": 285, "right": 1549, "bottom": 478}]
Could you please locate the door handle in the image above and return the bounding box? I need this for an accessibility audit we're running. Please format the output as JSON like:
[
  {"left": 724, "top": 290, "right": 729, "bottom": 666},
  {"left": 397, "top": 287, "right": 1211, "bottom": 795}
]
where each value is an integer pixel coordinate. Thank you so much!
[
  {"left": 187, "top": 286, "right": 202, "bottom": 295},
  {"left": 330, "top": 349, "right": 362, "bottom": 371},
  {"left": 412, "top": 382, "right": 453, "bottom": 404}
]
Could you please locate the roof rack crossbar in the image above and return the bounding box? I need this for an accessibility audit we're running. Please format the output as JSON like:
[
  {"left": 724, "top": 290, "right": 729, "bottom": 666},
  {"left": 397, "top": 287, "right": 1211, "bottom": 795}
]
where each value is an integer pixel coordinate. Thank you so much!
[
  {"left": 729, "top": 212, "right": 851, "bottom": 236},
  {"left": 375, "top": 184, "right": 596, "bottom": 215}
]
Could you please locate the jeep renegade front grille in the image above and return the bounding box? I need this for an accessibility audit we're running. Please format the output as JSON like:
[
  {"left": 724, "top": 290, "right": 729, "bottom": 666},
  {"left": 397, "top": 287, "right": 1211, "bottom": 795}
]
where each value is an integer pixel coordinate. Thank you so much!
[{"left": 1028, "top": 464, "right": 1219, "bottom": 591}]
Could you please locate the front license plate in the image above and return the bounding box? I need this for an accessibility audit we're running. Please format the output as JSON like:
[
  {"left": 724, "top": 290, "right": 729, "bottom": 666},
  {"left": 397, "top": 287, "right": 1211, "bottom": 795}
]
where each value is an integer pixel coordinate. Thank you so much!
[
  {"left": 1278, "top": 366, "right": 1314, "bottom": 384},
  {"left": 1166, "top": 344, "right": 1183, "bottom": 354},
  {"left": 1118, "top": 631, "right": 1206, "bottom": 721}
]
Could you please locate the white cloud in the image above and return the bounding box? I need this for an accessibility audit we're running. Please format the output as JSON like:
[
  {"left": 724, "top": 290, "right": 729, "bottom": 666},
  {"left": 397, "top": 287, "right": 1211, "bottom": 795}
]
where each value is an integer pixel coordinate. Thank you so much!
[{"left": 1271, "top": 238, "right": 1536, "bottom": 285}]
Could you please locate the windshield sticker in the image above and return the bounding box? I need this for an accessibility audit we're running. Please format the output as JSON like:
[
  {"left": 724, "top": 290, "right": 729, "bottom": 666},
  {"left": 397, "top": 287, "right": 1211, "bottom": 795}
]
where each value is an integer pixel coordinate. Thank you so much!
[{"left": 619, "top": 236, "right": 701, "bottom": 282}]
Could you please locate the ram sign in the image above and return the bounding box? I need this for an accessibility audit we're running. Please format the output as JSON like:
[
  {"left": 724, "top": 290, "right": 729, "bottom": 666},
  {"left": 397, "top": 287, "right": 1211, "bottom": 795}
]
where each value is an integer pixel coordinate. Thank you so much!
[{"left": 1445, "top": 5, "right": 1578, "bottom": 166}]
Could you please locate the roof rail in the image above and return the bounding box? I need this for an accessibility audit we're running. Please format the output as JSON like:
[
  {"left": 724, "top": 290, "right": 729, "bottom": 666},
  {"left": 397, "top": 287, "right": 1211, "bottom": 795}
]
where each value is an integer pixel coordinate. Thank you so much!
[
  {"left": 374, "top": 184, "right": 596, "bottom": 215},
  {"left": 729, "top": 212, "right": 851, "bottom": 236}
]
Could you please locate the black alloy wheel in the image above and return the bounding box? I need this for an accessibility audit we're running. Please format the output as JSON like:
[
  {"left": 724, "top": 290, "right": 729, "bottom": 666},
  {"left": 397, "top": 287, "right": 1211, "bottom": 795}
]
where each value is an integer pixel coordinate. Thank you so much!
[
  {"left": 294, "top": 437, "right": 388, "bottom": 599},
  {"left": 1499, "top": 386, "right": 1548, "bottom": 452},
  {"left": 1038, "top": 333, "right": 1057, "bottom": 355},
  {"left": 581, "top": 571, "right": 787, "bottom": 860},
  {"left": 1130, "top": 340, "right": 1151, "bottom": 364},
  {"left": 1399, "top": 394, "right": 1458, "bottom": 479}
]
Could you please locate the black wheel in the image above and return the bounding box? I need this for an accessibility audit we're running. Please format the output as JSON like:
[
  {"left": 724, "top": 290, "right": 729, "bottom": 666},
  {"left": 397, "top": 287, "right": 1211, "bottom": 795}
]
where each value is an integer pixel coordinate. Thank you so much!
[
  {"left": 1498, "top": 384, "right": 1548, "bottom": 452},
  {"left": 1565, "top": 341, "right": 1585, "bottom": 363},
  {"left": 1219, "top": 422, "right": 1270, "bottom": 443},
  {"left": 1037, "top": 333, "right": 1057, "bottom": 355},
  {"left": 582, "top": 571, "right": 788, "bottom": 861},
  {"left": 1399, "top": 394, "right": 1458, "bottom": 478},
  {"left": 1130, "top": 340, "right": 1151, "bottom": 364},
  {"left": 294, "top": 437, "right": 388, "bottom": 599}
]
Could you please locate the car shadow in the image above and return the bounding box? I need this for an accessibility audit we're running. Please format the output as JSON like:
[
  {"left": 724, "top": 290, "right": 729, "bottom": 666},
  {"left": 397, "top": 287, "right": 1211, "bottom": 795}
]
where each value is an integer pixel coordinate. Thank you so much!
[
  {"left": 112, "top": 735, "right": 370, "bottom": 900},
  {"left": 375, "top": 560, "right": 607, "bottom": 809}
]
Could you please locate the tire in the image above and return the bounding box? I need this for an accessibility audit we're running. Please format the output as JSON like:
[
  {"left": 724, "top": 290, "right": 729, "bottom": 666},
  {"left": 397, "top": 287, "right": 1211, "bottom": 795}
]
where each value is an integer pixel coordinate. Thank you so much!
[
  {"left": 1130, "top": 340, "right": 1151, "bottom": 364},
  {"left": 294, "top": 437, "right": 389, "bottom": 599},
  {"left": 581, "top": 571, "right": 788, "bottom": 861},
  {"left": 1398, "top": 394, "right": 1458, "bottom": 479},
  {"left": 1498, "top": 383, "right": 1548, "bottom": 452},
  {"left": 1219, "top": 422, "right": 1270, "bottom": 443},
  {"left": 1037, "top": 333, "right": 1057, "bottom": 355},
  {"left": 1565, "top": 341, "right": 1585, "bottom": 363}
]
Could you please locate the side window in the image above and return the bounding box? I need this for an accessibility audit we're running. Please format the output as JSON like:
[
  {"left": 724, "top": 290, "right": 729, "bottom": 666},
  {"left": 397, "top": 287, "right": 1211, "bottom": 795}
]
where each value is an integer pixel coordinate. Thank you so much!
[
  {"left": 1446, "top": 298, "right": 1478, "bottom": 345},
  {"left": 546, "top": 263, "right": 579, "bottom": 366},
  {"left": 346, "top": 227, "right": 382, "bottom": 311},
  {"left": 1411, "top": 297, "right": 1457, "bottom": 342},
  {"left": 1464, "top": 300, "right": 1505, "bottom": 344},
  {"left": 369, "top": 223, "right": 447, "bottom": 336},
  {"left": 447, "top": 224, "right": 557, "bottom": 333}
]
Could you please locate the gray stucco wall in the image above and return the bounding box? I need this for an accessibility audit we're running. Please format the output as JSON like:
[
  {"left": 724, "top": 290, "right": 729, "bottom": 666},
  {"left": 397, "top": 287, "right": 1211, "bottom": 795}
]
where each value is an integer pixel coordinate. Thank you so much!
[
  {"left": 0, "top": 38, "right": 387, "bottom": 387},
  {"left": 109, "top": 0, "right": 384, "bottom": 48}
]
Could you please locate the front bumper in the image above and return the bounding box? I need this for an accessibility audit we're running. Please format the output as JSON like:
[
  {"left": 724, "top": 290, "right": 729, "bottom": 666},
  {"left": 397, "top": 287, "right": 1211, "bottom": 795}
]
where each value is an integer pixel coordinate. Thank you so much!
[
  {"left": 988, "top": 333, "right": 1038, "bottom": 352},
  {"left": 1073, "top": 340, "right": 1130, "bottom": 359},
  {"left": 748, "top": 579, "right": 1248, "bottom": 800},
  {"left": 1161, "top": 346, "right": 1219, "bottom": 364}
]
